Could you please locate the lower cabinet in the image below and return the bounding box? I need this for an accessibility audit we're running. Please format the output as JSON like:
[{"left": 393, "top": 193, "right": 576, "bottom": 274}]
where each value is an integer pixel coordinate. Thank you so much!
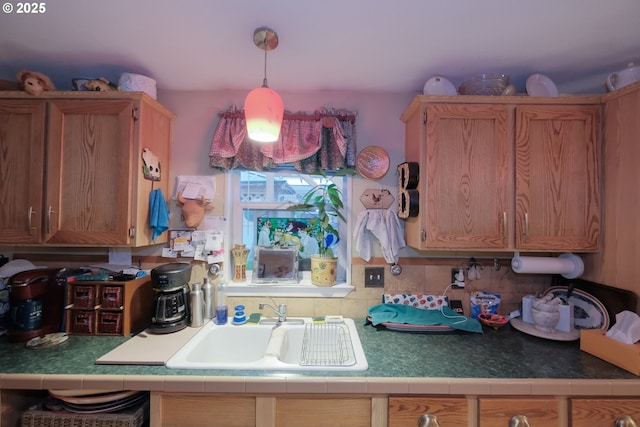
[
  {"left": 5, "top": 390, "right": 640, "bottom": 427},
  {"left": 388, "top": 396, "right": 468, "bottom": 427},
  {"left": 152, "top": 393, "right": 377, "bottom": 427},
  {"left": 478, "top": 397, "right": 563, "bottom": 427},
  {"left": 571, "top": 399, "right": 640, "bottom": 427},
  {"left": 149, "top": 393, "right": 640, "bottom": 427}
]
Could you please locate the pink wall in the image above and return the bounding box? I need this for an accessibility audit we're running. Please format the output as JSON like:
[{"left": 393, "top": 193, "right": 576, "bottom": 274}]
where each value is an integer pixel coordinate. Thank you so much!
[{"left": 157, "top": 89, "right": 417, "bottom": 260}]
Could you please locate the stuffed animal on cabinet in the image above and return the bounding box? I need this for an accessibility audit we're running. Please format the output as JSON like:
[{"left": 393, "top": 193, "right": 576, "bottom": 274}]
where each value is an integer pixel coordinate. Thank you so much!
[{"left": 17, "top": 69, "right": 56, "bottom": 95}]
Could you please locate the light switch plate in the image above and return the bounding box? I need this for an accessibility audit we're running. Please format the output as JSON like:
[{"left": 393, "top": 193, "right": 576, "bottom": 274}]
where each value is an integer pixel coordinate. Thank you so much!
[{"left": 364, "top": 267, "right": 384, "bottom": 287}]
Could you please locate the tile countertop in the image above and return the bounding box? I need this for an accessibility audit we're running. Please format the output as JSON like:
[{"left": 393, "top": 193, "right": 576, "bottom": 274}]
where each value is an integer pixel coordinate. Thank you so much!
[{"left": 1, "top": 319, "right": 639, "bottom": 395}]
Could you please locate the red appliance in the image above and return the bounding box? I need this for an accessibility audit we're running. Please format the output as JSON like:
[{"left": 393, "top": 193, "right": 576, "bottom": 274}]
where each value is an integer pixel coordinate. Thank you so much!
[{"left": 7, "top": 268, "right": 66, "bottom": 342}]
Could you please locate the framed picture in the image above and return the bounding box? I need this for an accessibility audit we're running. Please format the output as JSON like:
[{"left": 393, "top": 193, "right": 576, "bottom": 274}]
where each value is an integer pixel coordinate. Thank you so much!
[
  {"left": 256, "top": 217, "right": 320, "bottom": 258},
  {"left": 252, "top": 247, "right": 299, "bottom": 284}
]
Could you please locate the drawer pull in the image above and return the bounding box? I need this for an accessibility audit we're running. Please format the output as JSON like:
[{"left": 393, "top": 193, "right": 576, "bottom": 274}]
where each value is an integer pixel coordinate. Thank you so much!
[
  {"left": 616, "top": 415, "right": 638, "bottom": 427},
  {"left": 418, "top": 414, "right": 441, "bottom": 427},
  {"left": 509, "top": 415, "right": 531, "bottom": 427}
]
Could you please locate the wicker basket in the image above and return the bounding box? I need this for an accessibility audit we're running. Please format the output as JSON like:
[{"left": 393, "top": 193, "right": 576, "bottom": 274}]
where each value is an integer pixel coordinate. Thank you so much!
[{"left": 21, "top": 400, "right": 147, "bottom": 427}]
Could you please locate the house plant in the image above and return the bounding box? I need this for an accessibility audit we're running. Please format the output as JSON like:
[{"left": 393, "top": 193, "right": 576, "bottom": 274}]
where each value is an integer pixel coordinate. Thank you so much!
[{"left": 287, "top": 171, "right": 350, "bottom": 286}]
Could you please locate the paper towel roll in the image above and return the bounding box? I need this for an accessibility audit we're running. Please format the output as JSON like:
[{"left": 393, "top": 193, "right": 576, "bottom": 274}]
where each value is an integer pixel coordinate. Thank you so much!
[{"left": 511, "top": 253, "right": 583, "bottom": 279}]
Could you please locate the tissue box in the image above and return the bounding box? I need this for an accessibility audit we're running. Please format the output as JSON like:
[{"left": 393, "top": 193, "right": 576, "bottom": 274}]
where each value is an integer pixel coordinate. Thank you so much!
[{"left": 580, "top": 329, "right": 640, "bottom": 375}]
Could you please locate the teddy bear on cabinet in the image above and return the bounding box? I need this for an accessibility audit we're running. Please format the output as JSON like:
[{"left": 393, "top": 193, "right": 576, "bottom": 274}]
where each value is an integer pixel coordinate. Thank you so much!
[{"left": 17, "top": 69, "right": 56, "bottom": 95}]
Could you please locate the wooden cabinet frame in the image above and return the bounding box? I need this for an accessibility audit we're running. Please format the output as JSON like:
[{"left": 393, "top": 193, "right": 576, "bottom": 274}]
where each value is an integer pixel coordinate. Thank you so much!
[{"left": 0, "top": 92, "right": 174, "bottom": 247}]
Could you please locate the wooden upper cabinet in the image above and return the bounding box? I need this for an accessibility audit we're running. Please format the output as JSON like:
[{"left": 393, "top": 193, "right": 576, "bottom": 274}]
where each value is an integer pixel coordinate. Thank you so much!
[
  {"left": 421, "top": 104, "right": 512, "bottom": 249},
  {"left": 45, "top": 100, "right": 135, "bottom": 245},
  {"left": 0, "top": 100, "right": 46, "bottom": 244},
  {"left": 0, "top": 93, "right": 174, "bottom": 247},
  {"left": 515, "top": 105, "right": 600, "bottom": 251},
  {"left": 402, "top": 96, "right": 601, "bottom": 252}
]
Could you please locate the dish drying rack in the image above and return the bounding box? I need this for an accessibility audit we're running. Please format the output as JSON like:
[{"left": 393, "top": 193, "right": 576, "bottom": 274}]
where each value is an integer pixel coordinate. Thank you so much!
[{"left": 300, "top": 323, "right": 357, "bottom": 367}]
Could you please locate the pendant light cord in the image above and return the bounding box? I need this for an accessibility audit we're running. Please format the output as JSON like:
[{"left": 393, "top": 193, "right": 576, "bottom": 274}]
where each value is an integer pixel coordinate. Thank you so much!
[{"left": 262, "top": 47, "right": 269, "bottom": 87}]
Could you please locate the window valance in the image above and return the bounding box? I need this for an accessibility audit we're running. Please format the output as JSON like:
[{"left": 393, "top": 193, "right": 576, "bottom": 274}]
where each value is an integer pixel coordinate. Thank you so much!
[{"left": 209, "top": 106, "right": 357, "bottom": 173}]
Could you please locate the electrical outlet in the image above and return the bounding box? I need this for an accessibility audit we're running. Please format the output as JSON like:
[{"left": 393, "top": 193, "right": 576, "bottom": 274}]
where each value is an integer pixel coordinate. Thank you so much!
[
  {"left": 451, "top": 268, "right": 465, "bottom": 288},
  {"left": 364, "top": 267, "right": 384, "bottom": 287}
]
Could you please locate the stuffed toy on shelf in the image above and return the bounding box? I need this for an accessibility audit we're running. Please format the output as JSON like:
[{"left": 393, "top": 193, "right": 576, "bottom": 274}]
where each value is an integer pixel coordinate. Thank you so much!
[{"left": 0, "top": 69, "right": 56, "bottom": 95}]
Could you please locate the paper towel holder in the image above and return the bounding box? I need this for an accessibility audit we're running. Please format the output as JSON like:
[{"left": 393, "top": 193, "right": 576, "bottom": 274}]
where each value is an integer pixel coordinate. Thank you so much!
[{"left": 511, "top": 252, "right": 584, "bottom": 279}]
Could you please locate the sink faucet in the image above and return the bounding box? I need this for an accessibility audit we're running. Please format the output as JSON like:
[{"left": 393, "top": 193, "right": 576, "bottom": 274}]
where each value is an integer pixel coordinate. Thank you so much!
[{"left": 259, "top": 302, "right": 287, "bottom": 323}]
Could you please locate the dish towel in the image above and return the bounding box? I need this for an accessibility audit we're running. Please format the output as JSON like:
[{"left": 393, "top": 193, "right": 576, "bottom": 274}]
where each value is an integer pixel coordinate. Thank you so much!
[
  {"left": 367, "top": 303, "right": 483, "bottom": 333},
  {"left": 353, "top": 208, "right": 406, "bottom": 264},
  {"left": 149, "top": 188, "right": 170, "bottom": 242}
]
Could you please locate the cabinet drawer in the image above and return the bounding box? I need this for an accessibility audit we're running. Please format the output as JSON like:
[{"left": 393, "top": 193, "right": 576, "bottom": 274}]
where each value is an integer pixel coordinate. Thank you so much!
[
  {"left": 572, "top": 398, "right": 640, "bottom": 427},
  {"left": 70, "top": 285, "right": 96, "bottom": 308},
  {"left": 69, "top": 310, "right": 95, "bottom": 334},
  {"left": 98, "top": 311, "right": 122, "bottom": 334},
  {"left": 479, "top": 397, "right": 560, "bottom": 427},
  {"left": 100, "top": 285, "right": 123, "bottom": 308},
  {"left": 389, "top": 396, "right": 468, "bottom": 427}
]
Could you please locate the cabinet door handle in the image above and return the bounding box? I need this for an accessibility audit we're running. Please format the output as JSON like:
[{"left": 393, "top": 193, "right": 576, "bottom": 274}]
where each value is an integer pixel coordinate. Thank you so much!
[
  {"left": 418, "top": 414, "right": 441, "bottom": 427},
  {"left": 616, "top": 415, "right": 638, "bottom": 427},
  {"left": 509, "top": 415, "right": 531, "bottom": 427},
  {"left": 421, "top": 229, "right": 426, "bottom": 241},
  {"left": 28, "top": 206, "right": 35, "bottom": 231},
  {"left": 522, "top": 213, "right": 529, "bottom": 239},
  {"left": 47, "top": 206, "right": 55, "bottom": 231},
  {"left": 502, "top": 211, "right": 507, "bottom": 239}
]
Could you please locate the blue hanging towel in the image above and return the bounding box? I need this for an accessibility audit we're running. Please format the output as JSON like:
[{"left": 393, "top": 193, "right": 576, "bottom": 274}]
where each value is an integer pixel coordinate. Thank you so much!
[{"left": 149, "top": 188, "right": 170, "bottom": 242}]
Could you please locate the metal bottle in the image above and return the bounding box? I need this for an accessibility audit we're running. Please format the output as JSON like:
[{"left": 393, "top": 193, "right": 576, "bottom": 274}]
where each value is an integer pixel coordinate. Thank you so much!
[
  {"left": 189, "top": 282, "right": 205, "bottom": 327},
  {"left": 202, "top": 277, "right": 214, "bottom": 319}
]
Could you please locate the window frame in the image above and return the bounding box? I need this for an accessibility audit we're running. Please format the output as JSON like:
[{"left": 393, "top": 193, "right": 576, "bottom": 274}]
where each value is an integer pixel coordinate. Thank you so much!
[{"left": 223, "top": 170, "right": 354, "bottom": 297}]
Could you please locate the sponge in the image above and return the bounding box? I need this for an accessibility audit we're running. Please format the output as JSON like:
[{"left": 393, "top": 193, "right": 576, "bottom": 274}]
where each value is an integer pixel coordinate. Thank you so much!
[{"left": 246, "top": 313, "right": 262, "bottom": 324}]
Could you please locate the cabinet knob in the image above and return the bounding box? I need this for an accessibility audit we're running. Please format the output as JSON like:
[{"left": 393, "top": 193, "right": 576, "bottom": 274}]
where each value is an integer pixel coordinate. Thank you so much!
[
  {"left": 509, "top": 415, "right": 531, "bottom": 427},
  {"left": 616, "top": 415, "right": 638, "bottom": 427},
  {"left": 418, "top": 414, "right": 441, "bottom": 427}
]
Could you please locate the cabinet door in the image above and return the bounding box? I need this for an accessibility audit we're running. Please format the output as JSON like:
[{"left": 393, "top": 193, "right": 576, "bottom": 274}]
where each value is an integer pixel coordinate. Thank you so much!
[
  {"left": 572, "top": 398, "right": 640, "bottom": 427},
  {"left": 0, "top": 100, "right": 46, "bottom": 243},
  {"left": 422, "top": 104, "right": 512, "bottom": 249},
  {"left": 515, "top": 105, "right": 600, "bottom": 251},
  {"left": 45, "top": 100, "right": 135, "bottom": 245},
  {"left": 479, "top": 397, "right": 561, "bottom": 427},
  {"left": 389, "top": 396, "right": 468, "bottom": 427}
]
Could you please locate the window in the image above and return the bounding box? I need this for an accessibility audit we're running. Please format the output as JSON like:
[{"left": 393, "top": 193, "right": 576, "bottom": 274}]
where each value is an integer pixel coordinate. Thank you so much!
[{"left": 225, "top": 170, "right": 353, "bottom": 296}]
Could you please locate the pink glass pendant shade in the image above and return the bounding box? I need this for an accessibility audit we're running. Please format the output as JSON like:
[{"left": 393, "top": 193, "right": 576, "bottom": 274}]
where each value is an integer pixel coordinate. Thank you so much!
[{"left": 244, "top": 86, "right": 283, "bottom": 143}]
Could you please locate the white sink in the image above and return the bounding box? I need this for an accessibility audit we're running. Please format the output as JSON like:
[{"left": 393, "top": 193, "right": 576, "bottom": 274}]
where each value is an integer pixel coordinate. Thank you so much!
[{"left": 165, "top": 318, "right": 368, "bottom": 371}]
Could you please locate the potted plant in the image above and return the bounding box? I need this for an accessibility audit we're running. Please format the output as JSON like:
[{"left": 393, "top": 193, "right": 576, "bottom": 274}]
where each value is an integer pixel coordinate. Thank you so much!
[{"left": 287, "top": 171, "right": 350, "bottom": 286}]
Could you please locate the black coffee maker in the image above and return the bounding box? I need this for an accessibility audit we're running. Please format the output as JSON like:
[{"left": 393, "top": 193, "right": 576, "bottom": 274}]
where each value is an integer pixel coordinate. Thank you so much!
[{"left": 149, "top": 263, "right": 192, "bottom": 334}]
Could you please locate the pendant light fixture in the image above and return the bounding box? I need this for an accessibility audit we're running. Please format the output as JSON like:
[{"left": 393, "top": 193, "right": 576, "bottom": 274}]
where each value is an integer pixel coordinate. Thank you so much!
[{"left": 244, "top": 27, "right": 284, "bottom": 143}]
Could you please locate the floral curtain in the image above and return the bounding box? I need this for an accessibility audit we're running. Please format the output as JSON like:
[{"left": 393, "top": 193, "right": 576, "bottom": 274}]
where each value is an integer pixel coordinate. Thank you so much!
[{"left": 209, "top": 106, "right": 357, "bottom": 173}]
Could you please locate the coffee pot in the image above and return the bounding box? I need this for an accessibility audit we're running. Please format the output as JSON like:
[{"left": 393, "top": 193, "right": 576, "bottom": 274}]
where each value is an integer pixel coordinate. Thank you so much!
[
  {"left": 149, "top": 263, "right": 193, "bottom": 334},
  {"left": 606, "top": 62, "right": 640, "bottom": 92},
  {"left": 7, "top": 268, "right": 65, "bottom": 342}
]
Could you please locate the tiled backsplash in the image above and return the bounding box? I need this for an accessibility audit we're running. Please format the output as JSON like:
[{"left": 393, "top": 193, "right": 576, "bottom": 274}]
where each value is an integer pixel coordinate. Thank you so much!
[
  {"left": 207, "top": 262, "right": 551, "bottom": 319},
  {"left": 14, "top": 254, "right": 551, "bottom": 320}
]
